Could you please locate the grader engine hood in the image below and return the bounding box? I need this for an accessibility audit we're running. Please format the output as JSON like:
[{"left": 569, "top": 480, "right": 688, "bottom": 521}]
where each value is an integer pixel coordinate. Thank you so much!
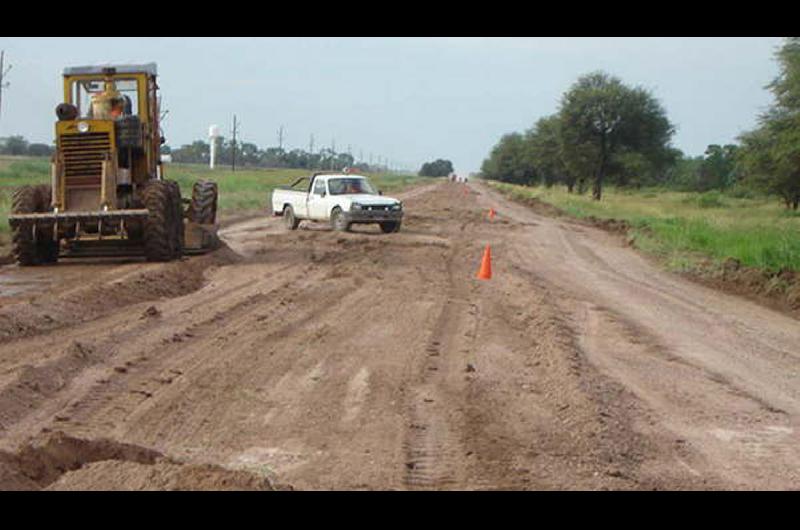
[{"left": 56, "top": 119, "right": 116, "bottom": 212}]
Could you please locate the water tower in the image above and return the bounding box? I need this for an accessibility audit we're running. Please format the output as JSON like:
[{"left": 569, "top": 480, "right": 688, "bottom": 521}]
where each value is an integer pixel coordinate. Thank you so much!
[{"left": 209, "top": 125, "right": 220, "bottom": 169}]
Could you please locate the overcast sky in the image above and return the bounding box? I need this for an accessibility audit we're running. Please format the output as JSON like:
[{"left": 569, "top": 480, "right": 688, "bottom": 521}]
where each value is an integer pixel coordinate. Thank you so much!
[{"left": 0, "top": 37, "right": 785, "bottom": 174}]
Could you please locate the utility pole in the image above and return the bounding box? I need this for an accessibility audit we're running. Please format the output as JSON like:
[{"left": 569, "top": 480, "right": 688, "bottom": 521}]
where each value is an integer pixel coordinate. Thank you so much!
[
  {"left": 0, "top": 51, "right": 11, "bottom": 125},
  {"left": 309, "top": 133, "right": 315, "bottom": 154},
  {"left": 277, "top": 125, "right": 285, "bottom": 151},
  {"left": 231, "top": 114, "right": 239, "bottom": 172}
]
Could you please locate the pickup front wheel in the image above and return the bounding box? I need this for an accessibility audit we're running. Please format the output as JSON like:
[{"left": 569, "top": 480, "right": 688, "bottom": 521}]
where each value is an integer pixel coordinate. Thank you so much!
[
  {"left": 380, "top": 221, "right": 401, "bottom": 233},
  {"left": 284, "top": 205, "right": 300, "bottom": 230},
  {"left": 330, "top": 207, "right": 350, "bottom": 232}
]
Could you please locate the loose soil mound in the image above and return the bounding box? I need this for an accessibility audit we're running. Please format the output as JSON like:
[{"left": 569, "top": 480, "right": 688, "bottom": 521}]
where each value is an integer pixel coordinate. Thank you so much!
[
  {"left": 0, "top": 431, "right": 272, "bottom": 491},
  {"left": 0, "top": 244, "right": 241, "bottom": 341}
]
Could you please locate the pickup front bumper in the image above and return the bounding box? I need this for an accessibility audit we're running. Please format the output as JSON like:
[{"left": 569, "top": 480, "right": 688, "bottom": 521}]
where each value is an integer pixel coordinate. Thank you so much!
[{"left": 344, "top": 209, "right": 404, "bottom": 224}]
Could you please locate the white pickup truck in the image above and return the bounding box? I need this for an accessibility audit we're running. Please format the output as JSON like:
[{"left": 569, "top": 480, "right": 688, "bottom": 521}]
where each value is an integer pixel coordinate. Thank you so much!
[{"left": 271, "top": 173, "right": 404, "bottom": 233}]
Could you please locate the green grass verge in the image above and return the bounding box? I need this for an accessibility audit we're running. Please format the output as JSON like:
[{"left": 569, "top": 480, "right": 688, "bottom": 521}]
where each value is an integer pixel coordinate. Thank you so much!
[
  {"left": 488, "top": 181, "right": 800, "bottom": 272},
  {"left": 0, "top": 156, "right": 432, "bottom": 245}
]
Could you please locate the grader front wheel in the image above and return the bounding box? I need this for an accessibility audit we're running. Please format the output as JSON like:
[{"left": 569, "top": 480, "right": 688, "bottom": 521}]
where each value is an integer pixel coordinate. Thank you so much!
[
  {"left": 188, "top": 180, "right": 218, "bottom": 224},
  {"left": 182, "top": 179, "right": 220, "bottom": 254},
  {"left": 142, "top": 181, "right": 177, "bottom": 262},
  {"left": 165, "top": 180, "right": 184, "bottom": 259}
]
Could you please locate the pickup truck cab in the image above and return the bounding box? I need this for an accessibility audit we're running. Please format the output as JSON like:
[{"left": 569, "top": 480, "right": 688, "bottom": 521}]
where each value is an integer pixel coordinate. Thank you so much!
[{"left": 271, "top": 173, "right": 404, "bottom": 233}]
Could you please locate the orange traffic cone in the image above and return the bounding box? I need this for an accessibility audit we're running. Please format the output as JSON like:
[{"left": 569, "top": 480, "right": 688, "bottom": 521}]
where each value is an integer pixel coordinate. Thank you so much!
[
  {"left": 476, "top": 245, "right": 492, "bottom": 280},
  {"left": 488, "top": 208, "right": 496, "bottom": 221}
]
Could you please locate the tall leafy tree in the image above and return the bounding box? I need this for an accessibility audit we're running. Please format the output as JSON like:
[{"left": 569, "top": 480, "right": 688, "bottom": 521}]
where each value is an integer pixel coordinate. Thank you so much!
[
  {"left": 559, "top": 71, "right": 675, "bottom": 200},
  {"left": 737, "top": 38, "right": 800, "bottom": 209},
  {"left": 480, "top": 133, "right": 536, "bottom": 185},
  {"left": 525, "top": 115, "right": 567, "bottom": 188},
  {"left": 698, "top": 144, "right": 739, "bottom": 191}
]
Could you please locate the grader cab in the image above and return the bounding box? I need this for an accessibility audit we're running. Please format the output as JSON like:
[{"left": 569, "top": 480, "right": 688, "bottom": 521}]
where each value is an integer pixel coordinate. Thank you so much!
[{"left": 7, "top": 63, "right": 219, "bottom": 265}]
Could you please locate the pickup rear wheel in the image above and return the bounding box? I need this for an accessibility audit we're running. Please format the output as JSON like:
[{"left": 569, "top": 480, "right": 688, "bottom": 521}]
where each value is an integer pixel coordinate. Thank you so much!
[
  {"left": 330, "top": 207, "right": 350, "bottom": 232},
  {"left": 284, "top": 205, "right": 300, "bottom": 230}
]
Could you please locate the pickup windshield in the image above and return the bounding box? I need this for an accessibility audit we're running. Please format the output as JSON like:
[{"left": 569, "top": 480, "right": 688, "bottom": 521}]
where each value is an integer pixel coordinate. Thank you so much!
[{"left": 328, "top": 178, "right": 377, "bottom": 195}]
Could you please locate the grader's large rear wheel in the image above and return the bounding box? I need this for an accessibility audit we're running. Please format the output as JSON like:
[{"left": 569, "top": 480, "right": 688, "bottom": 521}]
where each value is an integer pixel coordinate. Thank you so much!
[
  {"left": 11, "top": 184, "right": 58, "bottom": 266},
  {"left": 188, "top": 180, "right": 218, "bottom": 224},
  {"left": 11, "top": 186, "right": 39, "bottom": 266},
  {"left": 142, "top": 181, "right": 176, "bottom": 262},
  {"left": 33, "top": 185, "right": 59, "bottom": 263}
]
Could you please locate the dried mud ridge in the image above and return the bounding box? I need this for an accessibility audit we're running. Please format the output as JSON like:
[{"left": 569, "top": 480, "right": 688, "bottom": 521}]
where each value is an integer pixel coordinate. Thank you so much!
[
  {"left": 0, "top": 246, "right": 241, "bottom": 341},
  {"left": 0, "top": 181, "right": 799, "bottom": 490},
  {"left": 497, "top": 190, "right": 800, "bottom": 319},
  {"left": 0, "top": 431, "right": 273, "bottom": 490}
]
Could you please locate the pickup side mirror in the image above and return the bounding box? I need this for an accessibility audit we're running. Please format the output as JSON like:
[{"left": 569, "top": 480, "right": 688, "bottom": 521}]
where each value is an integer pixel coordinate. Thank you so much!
[{"left": 378, "top": 190, "right": 383, "bottom": 196}]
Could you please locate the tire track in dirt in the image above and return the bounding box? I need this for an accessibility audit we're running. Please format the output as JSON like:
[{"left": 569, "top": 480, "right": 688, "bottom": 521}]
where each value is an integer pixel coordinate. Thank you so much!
[{"left": 401, "top": 239, "right": 476, "bottom": 489}]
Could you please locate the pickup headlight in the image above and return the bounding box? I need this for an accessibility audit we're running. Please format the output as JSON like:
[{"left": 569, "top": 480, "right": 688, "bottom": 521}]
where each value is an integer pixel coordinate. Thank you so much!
[
  {"left": 391, "top": 202, "right": 402, "bottom": 211},
  {"left": 351, "top": 203, "right": 363, "bottom": 210}
]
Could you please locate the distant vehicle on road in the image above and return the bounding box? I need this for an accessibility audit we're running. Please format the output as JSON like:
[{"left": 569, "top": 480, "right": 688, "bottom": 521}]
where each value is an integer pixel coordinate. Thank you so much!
[{"left": 271, "top": 173, "right": 404, "bottom": 233}]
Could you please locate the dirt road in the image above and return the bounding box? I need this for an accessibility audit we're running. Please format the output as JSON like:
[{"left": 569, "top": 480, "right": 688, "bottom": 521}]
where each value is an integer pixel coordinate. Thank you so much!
[{"left": 0, "top": 181, "right": 798, "bottom": 490}]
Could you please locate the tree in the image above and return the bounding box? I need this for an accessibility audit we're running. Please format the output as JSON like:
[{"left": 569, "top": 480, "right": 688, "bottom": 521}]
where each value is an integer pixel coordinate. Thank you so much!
[
  {"left": 559, "top": 71, "right": 675, "bottom": 200},
  {"left": 171, "top": 140, "right": 209, "bottom": 164},
  {"left": 239, "top": 142, "right": 261, "bottom": 166},
  {"left": 737, "top": 38, "right": 800, "bottom": 209},
  {"left": 2, "top": 135, "right": 29, "bottom": 155},
  {"left": 27, "top": 143, "right": 54, "bottom": 157},
  {"left": 480, "top": 134, "right": 537, "bottom": 185},
  {"left": 663, "top": 150, "right": 704, "bottom": 191},
  {"left": 525, "top": 115, "right": 567, "bottom": 188},
  {"left": 738, "top": 115, "right": 800, "bottom": 209},
  {"left": 419, "top": 159, "right": 454, "bottom": 177},
  {"left": 698, "top": 144, "right": 739, "bottom": 191}
]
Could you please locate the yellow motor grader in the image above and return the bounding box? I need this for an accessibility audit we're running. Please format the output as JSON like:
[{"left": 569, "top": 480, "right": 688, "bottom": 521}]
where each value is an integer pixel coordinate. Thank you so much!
[{"left": 7, "top": 63, "right": 218, "bottom": 265}]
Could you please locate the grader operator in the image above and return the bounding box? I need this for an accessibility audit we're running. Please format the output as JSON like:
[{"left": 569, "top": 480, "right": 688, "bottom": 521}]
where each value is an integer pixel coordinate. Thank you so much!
[{"left": 7, "top": 63, "right": 219, "bottom": 265}]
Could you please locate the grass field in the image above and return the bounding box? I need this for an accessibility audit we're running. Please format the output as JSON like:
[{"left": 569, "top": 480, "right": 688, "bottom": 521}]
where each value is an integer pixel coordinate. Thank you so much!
[
  {"left": 489, "top": 181, "right": 800, "bottom": 272},
  {"left": 0, "top": 155, "right": 432, "bottom": 246}
]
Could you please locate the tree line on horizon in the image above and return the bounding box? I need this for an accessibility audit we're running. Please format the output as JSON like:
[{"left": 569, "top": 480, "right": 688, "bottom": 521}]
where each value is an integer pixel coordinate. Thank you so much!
[
  {"left": 166, "top": 137, "right": 385, "bottom": 173},
  {"left": 480, "top": 37, "right": 800, "bottom": 208},
  {"left": 1, "top": 133, "right": 455, "bottom": 178},
  {"left": 0, "top": 136, "right": 54, "bottom": 157}
]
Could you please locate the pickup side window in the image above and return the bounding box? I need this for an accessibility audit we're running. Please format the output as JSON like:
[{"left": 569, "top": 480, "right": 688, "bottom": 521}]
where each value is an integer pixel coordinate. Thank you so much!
[{"left": 313, "top": 179, "right": 327, "bottom": 196}]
